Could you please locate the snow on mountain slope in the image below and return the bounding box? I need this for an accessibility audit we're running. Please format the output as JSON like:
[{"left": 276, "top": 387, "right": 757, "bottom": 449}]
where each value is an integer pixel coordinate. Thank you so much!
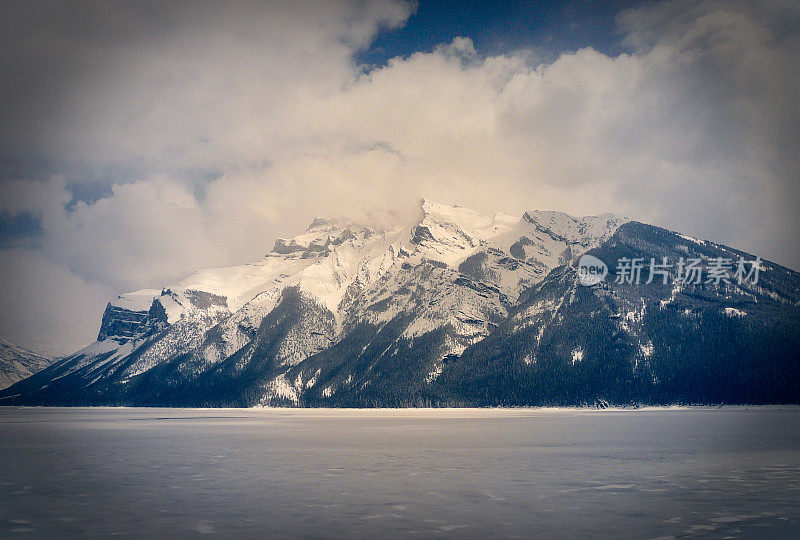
[
  {"left": 410, "top": 200, "right": 518, "bottom": 266},
  {"left": 0, "top": 339, "right": 52, "bottom": 390},
  {"left": 449, "top": 208, "right": 627, "bottom": 302},
  {"left": 523, "top": 210, "right": 624, "bottom": 245},
  {"left": 101, "top": 200, "right": 624, "bottom": 350},
  {"left": 110, "top": 289, "right": 162, "bottom": 311}
]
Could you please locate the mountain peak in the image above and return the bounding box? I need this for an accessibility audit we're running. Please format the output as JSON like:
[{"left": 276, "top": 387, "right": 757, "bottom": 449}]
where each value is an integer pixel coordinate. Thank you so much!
[
  {"left": 522, "top": 210, "right": 627, "bottom": 244},
  {"left": 420, "top": 199, "right": 516, "bottom": 235},
  {"left": 305, "top": 216, "right": 340, "bottom": 231}
]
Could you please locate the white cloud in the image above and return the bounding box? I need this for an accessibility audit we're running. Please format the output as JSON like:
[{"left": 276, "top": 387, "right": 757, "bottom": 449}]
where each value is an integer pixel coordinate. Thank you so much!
[{"left": 0, "top": 0, "right": 798, "bottom": 354}]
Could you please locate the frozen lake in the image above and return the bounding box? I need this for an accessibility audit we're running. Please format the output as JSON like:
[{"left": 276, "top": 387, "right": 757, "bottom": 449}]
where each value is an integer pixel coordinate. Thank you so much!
[{"left": 1, "top": 407, "right": 799, "bottom": 538}]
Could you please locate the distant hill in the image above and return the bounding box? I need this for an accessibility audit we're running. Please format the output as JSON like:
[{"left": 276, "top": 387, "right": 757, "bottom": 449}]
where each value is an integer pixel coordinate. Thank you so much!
[{"left": 0, "top": 339, "right": 52, "bottom": 390}]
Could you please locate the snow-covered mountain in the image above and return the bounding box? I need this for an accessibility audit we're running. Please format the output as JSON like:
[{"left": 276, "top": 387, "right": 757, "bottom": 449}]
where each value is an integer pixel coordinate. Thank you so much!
[
  {"left": 0, "top": 339, "right": 52, "bottom": 390},
  {"left": 2, "top": 200, "right": 798, "bottom": 406}
]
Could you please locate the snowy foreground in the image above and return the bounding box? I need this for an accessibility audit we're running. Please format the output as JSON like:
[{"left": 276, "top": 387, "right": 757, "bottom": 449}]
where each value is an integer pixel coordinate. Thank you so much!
[{"left": 2, "top": 406, "right": 799, "bottom": 538}]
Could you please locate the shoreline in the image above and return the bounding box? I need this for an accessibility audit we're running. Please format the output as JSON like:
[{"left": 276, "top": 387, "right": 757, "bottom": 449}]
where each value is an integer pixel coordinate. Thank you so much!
[{"left": 2, "top": 404, "right": 799, "bottom": 415}]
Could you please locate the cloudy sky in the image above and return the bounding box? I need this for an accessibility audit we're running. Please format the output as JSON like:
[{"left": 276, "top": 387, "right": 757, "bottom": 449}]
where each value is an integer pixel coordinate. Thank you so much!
[{"left": 1, "top": 0, "right": 798, "bottom": 355}]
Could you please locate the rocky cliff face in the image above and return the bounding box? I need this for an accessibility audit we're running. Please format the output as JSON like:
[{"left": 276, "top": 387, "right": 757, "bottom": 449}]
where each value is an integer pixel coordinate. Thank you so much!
[{"left": 2, "top": 201, "right": 798, "bottom": 406}]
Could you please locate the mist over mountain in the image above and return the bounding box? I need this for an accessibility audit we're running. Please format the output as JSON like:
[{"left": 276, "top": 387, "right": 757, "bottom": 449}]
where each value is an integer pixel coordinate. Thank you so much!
[{"left": 2, "top": 200, "right": 798, "bottom": 407}]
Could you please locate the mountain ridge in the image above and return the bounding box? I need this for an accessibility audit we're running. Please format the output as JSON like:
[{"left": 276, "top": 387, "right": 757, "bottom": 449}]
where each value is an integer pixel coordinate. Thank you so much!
[{"left": 2, "top": 200, "right": 798, "bottom": 406}]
